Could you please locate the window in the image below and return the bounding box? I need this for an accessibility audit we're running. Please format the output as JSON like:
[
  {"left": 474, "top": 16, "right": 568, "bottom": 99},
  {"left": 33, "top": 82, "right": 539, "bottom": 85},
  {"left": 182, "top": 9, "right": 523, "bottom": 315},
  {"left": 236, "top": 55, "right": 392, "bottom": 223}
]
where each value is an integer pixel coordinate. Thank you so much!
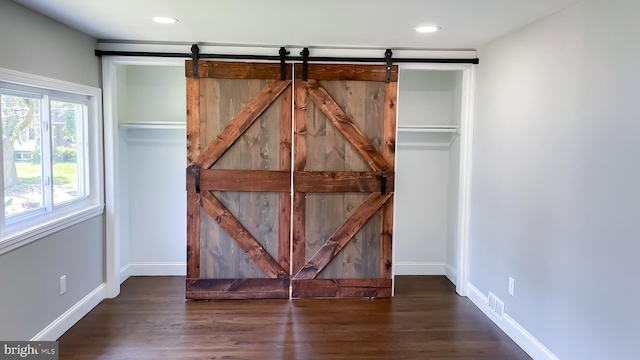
[
  {"left": 1, "top": 91, "right": 45, "bottom": 218},
  {"left": 50, "top": 100, "right": 86, "bottom": 206},
  {"left": 0, "top": 70, "right": 103, "bottom": 254},
  {"left": 1, "top": 88, "right": 88, "bottom": 221}
]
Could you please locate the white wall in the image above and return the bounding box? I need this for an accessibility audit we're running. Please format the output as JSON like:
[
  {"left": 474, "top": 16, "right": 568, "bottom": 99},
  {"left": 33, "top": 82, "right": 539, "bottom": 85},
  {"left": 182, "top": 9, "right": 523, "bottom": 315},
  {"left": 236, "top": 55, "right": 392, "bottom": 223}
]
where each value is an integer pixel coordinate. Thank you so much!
[
  {"left": 394, "top": 70, "right": 461, "bottom": 276},
  {"left": 0, "top": 0, "right": 99, "bottom": 88},
  {"left": 397, "top": 71, "right": 456, "bottom": 126},
  {"left": 116, "top": 65, "right": 129, "bottom": 123},
  {"left": 395, "top": 145, "right": 450, "bottom": 274},
  {"left": 119, "top": 66, "right": 186, "bottom": 123},
  {"left": 446, "top": 71, "right": 463, "bottom": 282},
  {"left": 125, "top": 129, "right": 186, "bottom": 271},
  {"left": 117, "top": 65, "right": 186, "bottom": 278},
  {"left": 470, "top": 0, "right": 640, "bottom": 358},
  {"left": 118, "top": 130, "right": 130, "bottom": 274},
  {"left": 116, "top": 66, "right": 131, "bottom": 276},
  {"left": 0, "top": 0, "right": 103, "bottom": 340},
  {"left": 0, "top": 217, "right": 103, "bottom": 339}
]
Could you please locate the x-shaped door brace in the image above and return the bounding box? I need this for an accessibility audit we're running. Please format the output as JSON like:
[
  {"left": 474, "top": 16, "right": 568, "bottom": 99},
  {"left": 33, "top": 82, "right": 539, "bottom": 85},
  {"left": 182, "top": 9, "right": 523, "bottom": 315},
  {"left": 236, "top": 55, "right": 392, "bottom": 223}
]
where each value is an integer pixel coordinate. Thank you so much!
[{"left": 188, "top": 78, "right": 393, "bottom": 280}]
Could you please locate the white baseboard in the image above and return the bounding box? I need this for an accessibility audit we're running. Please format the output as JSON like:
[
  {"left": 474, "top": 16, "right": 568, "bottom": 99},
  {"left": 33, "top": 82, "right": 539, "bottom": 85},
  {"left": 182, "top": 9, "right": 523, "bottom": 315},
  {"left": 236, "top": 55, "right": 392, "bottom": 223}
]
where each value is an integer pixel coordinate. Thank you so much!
[
  {"left": 394, "top": 262, "right": 446, "bottom": 275},
  {"left": 120, "top": 263, "right": 131, "bottom": 284},
  {"left": 119, "top": 262, "right": 186, "bottom": 284},
  {"left": 127, "top": 262, "right": 186, "bottom": 276},
  {"left": 445, "top": 264, "right": 457, "bottom": 285},
  {"left": 466, "top": 283, "right": 559, "bottom": 360},
  {"left": 31, "top": 284, "right": 106, "bottom": 341}
]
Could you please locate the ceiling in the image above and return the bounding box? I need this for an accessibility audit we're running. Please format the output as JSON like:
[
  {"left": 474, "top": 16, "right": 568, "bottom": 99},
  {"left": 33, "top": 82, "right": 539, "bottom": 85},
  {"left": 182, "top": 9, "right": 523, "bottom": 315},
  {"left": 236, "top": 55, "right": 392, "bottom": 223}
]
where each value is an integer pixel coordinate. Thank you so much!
[{"left": 13, "top": 0, "right": 580, "bottom": 49}]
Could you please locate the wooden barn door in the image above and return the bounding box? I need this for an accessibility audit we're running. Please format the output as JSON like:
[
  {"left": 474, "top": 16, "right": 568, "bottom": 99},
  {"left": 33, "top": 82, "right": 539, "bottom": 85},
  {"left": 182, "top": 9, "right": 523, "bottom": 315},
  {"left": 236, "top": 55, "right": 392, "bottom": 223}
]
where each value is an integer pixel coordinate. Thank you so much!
[
  {"left": 185, "top": 61, "right": 397, "bottom": 299},
  {"left": 185, "top": 61, "right": 293, "bottom": 299},
  {"left": 291, "top": 64, "right": 398, "bottom": 298}
]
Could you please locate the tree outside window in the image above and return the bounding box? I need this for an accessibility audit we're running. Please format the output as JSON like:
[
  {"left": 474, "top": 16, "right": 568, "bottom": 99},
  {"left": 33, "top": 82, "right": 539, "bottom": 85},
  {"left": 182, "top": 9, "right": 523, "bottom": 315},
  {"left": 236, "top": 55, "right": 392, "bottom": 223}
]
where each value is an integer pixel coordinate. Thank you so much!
[{"left": 1, "top": 93, "right": 85, "bottom": 218}]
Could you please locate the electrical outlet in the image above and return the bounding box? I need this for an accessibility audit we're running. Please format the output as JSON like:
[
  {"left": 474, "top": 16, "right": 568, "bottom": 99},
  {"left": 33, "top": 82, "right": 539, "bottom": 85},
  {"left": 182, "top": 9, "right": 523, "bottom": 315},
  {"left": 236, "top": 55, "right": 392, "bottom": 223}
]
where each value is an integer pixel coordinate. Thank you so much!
[
  {"left": 60, "top": 275, "right": 66, "bottom": 295},
  {"left": 509, "top": 277, "right": 515, "bottom": 296}
]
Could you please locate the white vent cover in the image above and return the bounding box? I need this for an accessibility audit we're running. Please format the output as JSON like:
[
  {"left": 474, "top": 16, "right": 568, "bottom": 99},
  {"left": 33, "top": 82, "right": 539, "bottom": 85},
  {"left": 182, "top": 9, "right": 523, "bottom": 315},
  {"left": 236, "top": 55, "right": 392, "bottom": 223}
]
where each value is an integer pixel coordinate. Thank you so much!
[{"left": 488, "top": 292, "right": 505, "bottom": 317}]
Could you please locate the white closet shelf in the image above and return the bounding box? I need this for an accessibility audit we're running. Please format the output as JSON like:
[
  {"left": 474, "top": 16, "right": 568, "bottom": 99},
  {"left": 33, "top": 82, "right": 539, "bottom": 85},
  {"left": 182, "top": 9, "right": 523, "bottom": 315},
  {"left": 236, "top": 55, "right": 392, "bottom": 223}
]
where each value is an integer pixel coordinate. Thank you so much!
[
  {"left": 119, "top": 122, "right": 186, "bottom": 130},
  {"left": 398, "top": 125, "right": 459, "bottom": 133}
]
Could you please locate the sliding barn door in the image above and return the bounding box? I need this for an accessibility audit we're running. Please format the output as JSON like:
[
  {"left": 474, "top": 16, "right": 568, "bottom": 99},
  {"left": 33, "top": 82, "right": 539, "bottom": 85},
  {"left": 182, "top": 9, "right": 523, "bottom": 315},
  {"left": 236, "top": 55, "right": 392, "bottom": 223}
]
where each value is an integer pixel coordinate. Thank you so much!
[
  {"left": 185, "top": 61, "right": 397, "bottom": 299},
  {"left": 185, "top": 61, "right": 293, "bottom": 299},
  {"left": 291, "top": 64, "right": 398, "bottom": 298}
]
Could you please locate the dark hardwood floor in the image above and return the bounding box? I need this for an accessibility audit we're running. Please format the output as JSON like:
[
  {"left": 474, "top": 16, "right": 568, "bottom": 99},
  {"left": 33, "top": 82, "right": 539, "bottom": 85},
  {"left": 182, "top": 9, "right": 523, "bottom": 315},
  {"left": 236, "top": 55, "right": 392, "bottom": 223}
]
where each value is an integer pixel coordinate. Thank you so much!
[{"left": 58, "top": 276, "right": 530, "bottom": 359}]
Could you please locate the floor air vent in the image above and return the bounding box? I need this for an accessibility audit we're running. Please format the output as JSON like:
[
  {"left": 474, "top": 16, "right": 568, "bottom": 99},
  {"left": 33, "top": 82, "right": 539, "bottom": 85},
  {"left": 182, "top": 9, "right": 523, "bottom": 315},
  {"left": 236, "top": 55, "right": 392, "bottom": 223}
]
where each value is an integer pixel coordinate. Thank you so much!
[{"left": 488, "top": 292, "right": 505, "bottom": 317}]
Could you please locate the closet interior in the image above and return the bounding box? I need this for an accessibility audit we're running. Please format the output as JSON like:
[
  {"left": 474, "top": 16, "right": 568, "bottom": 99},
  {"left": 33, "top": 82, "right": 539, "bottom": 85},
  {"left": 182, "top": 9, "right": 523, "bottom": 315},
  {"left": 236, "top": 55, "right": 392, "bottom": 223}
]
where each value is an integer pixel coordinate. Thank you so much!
[
  {"left": 111, "top": 63, "right": 467, "bottom": 287},
  {"left": 394, "top": 69, "right": 464, "bottom": 284},
  {"left": 114, "top": 64, "right": 187, "bottom": 280}
]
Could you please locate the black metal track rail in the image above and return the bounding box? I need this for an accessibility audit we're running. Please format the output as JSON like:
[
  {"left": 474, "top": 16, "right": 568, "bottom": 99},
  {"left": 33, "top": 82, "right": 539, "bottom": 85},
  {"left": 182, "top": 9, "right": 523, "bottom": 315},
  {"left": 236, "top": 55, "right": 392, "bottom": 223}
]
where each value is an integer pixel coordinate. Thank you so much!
[{"left": 95, "top": 48, "right": 479, "bottom": 65}]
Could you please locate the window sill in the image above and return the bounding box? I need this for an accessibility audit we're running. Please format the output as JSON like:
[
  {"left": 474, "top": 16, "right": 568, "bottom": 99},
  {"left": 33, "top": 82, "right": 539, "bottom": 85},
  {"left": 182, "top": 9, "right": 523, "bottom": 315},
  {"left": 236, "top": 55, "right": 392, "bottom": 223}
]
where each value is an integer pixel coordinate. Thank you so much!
[{"left": 0, "top": 204, "right": 104, "bottom": 256}]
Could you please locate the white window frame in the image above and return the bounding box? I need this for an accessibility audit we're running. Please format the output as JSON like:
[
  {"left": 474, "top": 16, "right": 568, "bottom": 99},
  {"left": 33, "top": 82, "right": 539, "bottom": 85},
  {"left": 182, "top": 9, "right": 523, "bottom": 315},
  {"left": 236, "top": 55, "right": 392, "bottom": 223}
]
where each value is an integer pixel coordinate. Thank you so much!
[
  {"left": 47, "top": 97, "right": 89, "bottom": 209},
  {"left": 1, "top": 87, "right": 89, "bottom": 223},
  {"left": 0, "top": 67, "right": 104, "bottom": 256}
]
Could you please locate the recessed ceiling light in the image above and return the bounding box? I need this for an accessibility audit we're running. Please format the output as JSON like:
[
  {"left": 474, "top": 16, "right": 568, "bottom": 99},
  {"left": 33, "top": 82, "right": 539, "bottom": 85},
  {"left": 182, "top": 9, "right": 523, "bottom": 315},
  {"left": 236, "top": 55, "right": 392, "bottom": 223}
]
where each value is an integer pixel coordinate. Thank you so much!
[
  {"left": 416, "top": 26, "right": 440, "bottom": 33},
  {"left": 153, "top": 17, "right": 178, "bottom": 24}
]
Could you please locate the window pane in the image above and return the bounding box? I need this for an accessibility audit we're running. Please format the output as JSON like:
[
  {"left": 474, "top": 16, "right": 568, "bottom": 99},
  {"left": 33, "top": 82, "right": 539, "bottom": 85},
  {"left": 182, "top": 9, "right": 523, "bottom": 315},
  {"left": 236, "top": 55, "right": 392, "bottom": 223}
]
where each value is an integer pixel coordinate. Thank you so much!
[
  {"left": 1, "top": 94, "right": 44, "bottom": 217},
  {"left": 51, "top": 101, "right": 84, "bottom": 205}
]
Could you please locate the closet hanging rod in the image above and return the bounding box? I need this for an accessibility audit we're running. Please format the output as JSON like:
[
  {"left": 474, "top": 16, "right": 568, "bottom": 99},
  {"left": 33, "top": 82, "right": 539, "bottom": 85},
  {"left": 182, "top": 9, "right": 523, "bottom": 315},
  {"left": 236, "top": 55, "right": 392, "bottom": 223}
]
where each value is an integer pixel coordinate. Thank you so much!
[
  {"left": 398, "top": 125, "right": 459, "bottom": 133},
  {"left": 119, "top": 122, "right": 186, "bottom": 130},
  {"left": 94, "top": 50, "right": 479, "bottom": 64}
]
